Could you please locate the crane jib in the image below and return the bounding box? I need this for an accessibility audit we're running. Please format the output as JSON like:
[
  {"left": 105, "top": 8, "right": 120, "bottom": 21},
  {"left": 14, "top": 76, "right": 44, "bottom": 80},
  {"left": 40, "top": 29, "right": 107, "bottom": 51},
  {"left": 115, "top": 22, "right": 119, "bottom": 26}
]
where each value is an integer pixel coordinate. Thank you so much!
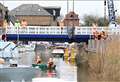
[{"left": 107, "top": 0, "right": 116, "bottom": 24}]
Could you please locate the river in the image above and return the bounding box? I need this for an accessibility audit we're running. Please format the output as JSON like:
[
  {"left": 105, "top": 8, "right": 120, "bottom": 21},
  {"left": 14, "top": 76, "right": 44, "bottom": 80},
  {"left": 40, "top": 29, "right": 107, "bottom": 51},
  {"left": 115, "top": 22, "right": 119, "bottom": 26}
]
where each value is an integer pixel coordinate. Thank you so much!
[{"left": 0, "top": 44, "right": 77, "bottom": 82}]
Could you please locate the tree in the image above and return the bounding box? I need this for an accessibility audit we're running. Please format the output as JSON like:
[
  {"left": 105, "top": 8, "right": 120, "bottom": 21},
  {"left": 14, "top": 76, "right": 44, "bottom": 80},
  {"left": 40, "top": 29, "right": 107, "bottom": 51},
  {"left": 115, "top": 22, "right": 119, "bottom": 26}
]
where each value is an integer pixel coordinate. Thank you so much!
[
  {"left": 83, "top": 15, "right": 109, "bottom": 26},
  {"left": 83, "top": 15, "right": 98, "bottom": 26},
  {"left": 98, "top": 17, "right": 109, "bottom": 26},
  {"left": 116, "top": 16, "right": 120, "bottom": 24}
]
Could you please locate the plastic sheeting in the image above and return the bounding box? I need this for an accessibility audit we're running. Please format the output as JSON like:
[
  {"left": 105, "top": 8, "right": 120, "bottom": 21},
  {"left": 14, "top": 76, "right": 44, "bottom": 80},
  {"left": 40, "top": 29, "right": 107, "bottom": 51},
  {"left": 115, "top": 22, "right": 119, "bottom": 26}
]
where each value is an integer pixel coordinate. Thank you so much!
[
  {"left": 0, "top": 41, "right": 19, "bottom": 58},
  {"left": 52, "top": 49, "right": 64, "bottom": 54}
]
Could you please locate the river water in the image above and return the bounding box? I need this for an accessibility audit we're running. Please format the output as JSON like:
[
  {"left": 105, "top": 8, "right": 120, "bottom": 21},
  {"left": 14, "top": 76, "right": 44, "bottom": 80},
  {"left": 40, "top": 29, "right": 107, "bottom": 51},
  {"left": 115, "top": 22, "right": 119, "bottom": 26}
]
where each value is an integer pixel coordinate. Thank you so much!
[{"left": 0, "top": 44, "right": 77, "bottom": 82}]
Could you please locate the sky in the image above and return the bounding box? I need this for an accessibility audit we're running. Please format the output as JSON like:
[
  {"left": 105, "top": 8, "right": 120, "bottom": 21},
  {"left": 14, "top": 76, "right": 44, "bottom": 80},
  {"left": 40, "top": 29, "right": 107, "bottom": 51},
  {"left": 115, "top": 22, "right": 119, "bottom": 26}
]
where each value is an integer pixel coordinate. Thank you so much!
[{"left": 0, "top": 0, "right": 120, "bottom": 20}]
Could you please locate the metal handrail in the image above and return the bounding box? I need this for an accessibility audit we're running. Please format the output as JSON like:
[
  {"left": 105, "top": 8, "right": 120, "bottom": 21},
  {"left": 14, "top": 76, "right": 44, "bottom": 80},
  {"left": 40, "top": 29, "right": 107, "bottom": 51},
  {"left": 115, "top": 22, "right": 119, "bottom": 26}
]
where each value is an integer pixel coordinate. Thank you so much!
[{"left": 6, "top": 26, "right": 120, "bottom": 35}]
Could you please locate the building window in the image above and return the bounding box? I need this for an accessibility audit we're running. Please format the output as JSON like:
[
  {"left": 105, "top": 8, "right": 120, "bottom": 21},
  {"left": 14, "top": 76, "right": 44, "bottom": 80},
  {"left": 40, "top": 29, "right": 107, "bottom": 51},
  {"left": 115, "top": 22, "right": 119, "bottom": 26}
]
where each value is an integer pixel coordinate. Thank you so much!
[{"left": 70, "top": 15, "right": 74, "bottom": 18}]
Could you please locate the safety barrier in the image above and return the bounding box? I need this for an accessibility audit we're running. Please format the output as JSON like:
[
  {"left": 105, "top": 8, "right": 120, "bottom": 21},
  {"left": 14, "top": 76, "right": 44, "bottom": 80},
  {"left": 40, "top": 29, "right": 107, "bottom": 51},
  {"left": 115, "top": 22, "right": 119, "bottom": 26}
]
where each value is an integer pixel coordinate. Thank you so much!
[{"left": 6, "top": 26, "right": 120, "bottom": 35}]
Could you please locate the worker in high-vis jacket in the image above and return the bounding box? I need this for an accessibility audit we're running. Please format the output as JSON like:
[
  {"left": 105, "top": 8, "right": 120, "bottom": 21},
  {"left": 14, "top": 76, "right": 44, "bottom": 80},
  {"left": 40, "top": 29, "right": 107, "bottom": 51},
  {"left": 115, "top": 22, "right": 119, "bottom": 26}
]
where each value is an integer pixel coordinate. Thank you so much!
[{"left": 15, "top": 19, "right": 21, "bottom": 29}]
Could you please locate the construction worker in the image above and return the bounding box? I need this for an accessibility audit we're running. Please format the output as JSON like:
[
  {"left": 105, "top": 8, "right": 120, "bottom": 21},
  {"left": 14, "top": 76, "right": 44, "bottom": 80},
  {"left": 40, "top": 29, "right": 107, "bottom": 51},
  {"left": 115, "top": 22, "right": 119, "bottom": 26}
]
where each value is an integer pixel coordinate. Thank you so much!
[
  {"left": 101, "top": 31, "right": 108, "bottom": 40},
  {"left": 35, "top": 55, "right": 42, "bottom": 64},
  {"left": 47, "top": 58, "right": 56, "bottom": 70},
  {"left": 15, "top": 19, "right": 21, "bottom": 29},
  {"left": 0, "top": 58, "right": 5, "bottom": 64}
]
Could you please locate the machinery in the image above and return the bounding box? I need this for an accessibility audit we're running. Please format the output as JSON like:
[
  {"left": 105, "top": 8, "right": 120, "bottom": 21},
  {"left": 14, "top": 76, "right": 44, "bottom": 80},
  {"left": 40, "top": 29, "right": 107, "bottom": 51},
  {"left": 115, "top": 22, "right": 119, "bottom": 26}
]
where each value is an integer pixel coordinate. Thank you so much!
[
  {"left": 106, "top": 0, "right": 116, "bottom": 24},
  {"left": 68, "top": 0, "right": 117, "bottom": 41}
]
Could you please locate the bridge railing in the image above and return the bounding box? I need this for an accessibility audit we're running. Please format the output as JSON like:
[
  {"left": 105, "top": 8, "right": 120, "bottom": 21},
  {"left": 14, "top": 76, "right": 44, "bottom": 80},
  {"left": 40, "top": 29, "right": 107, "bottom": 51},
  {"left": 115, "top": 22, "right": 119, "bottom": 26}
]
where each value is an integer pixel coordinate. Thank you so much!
[
  {"left": 6, "top": 26, "right": 120, "bottom": 35},
  {"left": 7, "top": 26, "right": 67, "bottom": 35}
]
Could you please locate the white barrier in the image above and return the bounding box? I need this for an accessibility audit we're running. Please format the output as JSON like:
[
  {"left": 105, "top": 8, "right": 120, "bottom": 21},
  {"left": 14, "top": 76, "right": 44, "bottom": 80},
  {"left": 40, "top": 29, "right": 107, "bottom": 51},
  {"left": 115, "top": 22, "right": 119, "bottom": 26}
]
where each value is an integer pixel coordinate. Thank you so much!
[
  {"left": 6, "top": 26, "right": 120, "bottom": 35},
  {"left": 32, "top": 78, "right": 76, "bottom": 82}
]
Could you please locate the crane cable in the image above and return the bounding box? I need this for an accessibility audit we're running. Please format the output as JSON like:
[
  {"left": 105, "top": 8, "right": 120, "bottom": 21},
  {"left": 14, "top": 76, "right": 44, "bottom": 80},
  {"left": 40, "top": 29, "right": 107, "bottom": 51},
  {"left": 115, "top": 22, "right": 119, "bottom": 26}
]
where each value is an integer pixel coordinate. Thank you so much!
[
  {"left": 67, "top": 0, "right": 69, "bottom": 27},
  {"left": 67, "top": 0, "right": 69, "bottom": 15},
  {"left": 97, "top": 0, "right": 108, "bottom": 72},
  {"left": 104, "top": 0, "right": 107, "bottom": 22},
  {"left": 66, "top": 0, "right": 75, "bottom": 41},
  {"left": 72, "top": 0, "right": 75, "bottom": 37}
]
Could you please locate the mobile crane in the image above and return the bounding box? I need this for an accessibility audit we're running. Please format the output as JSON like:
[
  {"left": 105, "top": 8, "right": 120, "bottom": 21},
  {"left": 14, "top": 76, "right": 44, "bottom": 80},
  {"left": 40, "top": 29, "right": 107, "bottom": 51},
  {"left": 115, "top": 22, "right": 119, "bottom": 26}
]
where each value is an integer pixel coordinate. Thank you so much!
[
  {"left": 68, "top": 0, "right": 117, "bottom": 42},
  {"left": 106, "top": 0, "right": 116, "bottom": 25}
]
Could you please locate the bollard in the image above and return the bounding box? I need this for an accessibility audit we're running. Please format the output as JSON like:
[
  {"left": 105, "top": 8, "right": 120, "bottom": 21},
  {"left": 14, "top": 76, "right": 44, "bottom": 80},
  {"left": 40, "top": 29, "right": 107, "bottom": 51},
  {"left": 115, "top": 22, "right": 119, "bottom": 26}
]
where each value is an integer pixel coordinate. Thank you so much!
[
  {"left": 64, "top": 48, "right": 69, "bottom": 61},
  {"left": 70, "top": 48, "right": 75, "bottom": 63}
]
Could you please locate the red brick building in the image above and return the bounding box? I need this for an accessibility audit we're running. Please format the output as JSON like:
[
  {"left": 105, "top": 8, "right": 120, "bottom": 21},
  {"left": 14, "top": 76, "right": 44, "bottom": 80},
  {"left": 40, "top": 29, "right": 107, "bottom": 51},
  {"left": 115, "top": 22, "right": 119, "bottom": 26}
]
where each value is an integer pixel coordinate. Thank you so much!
[
  {"left": 63, "top": 11, "right": 80, "bottom": 26},
  {"left": 9, "top": 4, "right": 61, "bottom": 26},
  {"left": 0, "top": 3, "right": 8, "bottom": 27}
]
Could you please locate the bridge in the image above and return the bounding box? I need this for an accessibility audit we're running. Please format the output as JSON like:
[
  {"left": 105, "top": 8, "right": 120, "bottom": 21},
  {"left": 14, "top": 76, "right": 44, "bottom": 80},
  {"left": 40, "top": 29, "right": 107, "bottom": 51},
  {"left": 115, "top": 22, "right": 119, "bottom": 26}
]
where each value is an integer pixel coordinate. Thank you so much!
[{"left": 1, "top": 25, "right": 120, "bottom": 43}]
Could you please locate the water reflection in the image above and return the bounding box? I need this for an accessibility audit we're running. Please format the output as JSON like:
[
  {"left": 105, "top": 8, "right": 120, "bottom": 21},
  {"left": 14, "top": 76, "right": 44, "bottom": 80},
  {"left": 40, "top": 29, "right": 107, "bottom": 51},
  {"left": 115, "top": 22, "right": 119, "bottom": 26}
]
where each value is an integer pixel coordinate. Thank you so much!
[
  {"left": 18, "top": 51, "right": 35, "bottom": 65},
  {"left": 55, "top": 58, "right": 77, "bottom": 81},
  {"left": 0, "top": 67, "right": 41, "bottom": 82}
]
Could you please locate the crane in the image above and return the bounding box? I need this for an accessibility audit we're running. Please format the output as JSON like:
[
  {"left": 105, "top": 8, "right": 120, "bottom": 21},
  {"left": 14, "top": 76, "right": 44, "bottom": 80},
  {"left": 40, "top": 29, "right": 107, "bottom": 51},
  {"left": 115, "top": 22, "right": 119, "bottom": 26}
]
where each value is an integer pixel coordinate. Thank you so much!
[
  {"left": 67, "top": 0, "right": 117, "bottom": 42},
  {"left": 106, "top": 0, "right": 116, "bottom": 25}
]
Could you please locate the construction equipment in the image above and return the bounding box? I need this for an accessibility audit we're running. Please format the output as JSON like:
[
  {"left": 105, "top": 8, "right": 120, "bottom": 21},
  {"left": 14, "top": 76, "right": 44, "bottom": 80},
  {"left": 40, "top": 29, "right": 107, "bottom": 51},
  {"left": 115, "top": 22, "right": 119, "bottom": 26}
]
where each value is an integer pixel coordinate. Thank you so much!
[{"left": 107, "top": 0, "right": 116, "bottom": 25}]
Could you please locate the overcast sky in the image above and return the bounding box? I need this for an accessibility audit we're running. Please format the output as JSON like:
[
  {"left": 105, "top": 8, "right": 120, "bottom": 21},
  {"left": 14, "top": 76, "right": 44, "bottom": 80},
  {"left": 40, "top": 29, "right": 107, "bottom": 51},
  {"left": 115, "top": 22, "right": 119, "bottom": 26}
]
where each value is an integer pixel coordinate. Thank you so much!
[{"left": 0, "top": 0, "right": 120, "bottom": 20}]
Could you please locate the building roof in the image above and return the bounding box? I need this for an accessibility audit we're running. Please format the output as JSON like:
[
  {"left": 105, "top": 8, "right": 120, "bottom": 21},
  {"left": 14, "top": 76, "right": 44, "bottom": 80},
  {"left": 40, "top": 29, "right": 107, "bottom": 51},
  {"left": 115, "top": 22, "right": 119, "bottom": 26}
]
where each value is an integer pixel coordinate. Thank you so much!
[
  {"left": 9, "top": 4, "right": 51, "bottom": 16},
  {"left": 43, "top": 6, "right": 61, "bottom": 9},
  {"left": 0, "top": 3, "right": 8, "bottom": 11}
]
